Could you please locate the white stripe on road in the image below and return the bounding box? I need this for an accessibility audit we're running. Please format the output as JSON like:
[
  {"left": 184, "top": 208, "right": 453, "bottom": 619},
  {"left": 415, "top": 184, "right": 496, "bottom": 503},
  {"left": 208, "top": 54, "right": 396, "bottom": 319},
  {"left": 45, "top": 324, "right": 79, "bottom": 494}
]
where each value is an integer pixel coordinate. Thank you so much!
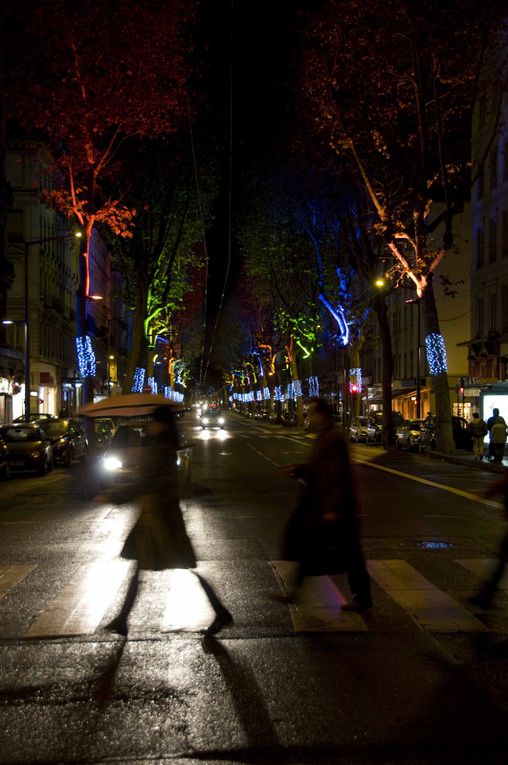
[
  {"left": 271, "top": 560, "right": 368, "bottom": 632},
  {"left": 367, "top": 560, "right": 487, "bottom": 632},
  {"left": 0, "top": 564, "right": 37, "bottom": 598},
  {"left": 24, "top": 559, "right": 131, "bottom": 637},
  {"left": 455, "top": 559, "right": 508, "bottom": 590}
]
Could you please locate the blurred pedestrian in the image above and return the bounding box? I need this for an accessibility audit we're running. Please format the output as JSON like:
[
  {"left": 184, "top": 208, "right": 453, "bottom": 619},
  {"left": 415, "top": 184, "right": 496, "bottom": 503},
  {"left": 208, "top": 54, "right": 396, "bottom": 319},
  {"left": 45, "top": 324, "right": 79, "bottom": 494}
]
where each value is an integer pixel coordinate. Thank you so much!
[
  {"left": 104, "top": 405, "right": 232, "bottom": 637},
  {"left": 280, "top": 398, "right": 372, "bottom": 612},
  {"left": 470, "top": 470, "right": 508, "bottom": 609},
  {"left": 487, "top": 408, "right": 507, "bottom": 463},
  {"left": 468, "top": 413, "right": 488, "bottom": 461}
]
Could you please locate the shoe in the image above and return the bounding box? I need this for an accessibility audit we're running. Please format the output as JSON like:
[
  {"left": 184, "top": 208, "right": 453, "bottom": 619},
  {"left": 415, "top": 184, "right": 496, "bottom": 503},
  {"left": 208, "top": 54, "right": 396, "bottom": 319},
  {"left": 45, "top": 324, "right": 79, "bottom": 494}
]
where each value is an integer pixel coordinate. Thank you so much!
[
  {"left": 341, "top": 598, "right": 372, "bottom": 613},
  {"left": 201, "top": 610, "right": 233, "bottom": 636},
  {"left": 104, "top": 616, "right": 128, "bottom": 636}
]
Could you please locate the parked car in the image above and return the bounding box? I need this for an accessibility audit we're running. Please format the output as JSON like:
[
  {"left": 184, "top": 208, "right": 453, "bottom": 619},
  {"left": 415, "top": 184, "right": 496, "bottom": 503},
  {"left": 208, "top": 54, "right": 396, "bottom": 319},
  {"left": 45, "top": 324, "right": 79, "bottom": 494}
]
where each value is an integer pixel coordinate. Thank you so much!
[
  {"left": 100, "top": 420, "right": 192, "bottom": 493},
  {"left": 0, "top": 423, "right": 53, "bottom": 475},
  {"left": 419, "top": 416, "right": 473, "bottom": 453},
  {"left": 0, "top": 434, "right": 9, "bottom": 480},
  {"left": 395, "top": 419, "right": 426, "bottom": 451},
  {"left": 13, "top": 413, "right": 58, "bottom": 423},
  {"left": 199, "top": 409, "right": 226, "bottom": 429},
  {"left": 349, "top": 416, "right": 369, "bottom": 442},
  {"left": 366, "top": 411, "right": 404, "bottom": 443},
  {"left": 37, "top": 418, "right": 88, "bottom": 466}
]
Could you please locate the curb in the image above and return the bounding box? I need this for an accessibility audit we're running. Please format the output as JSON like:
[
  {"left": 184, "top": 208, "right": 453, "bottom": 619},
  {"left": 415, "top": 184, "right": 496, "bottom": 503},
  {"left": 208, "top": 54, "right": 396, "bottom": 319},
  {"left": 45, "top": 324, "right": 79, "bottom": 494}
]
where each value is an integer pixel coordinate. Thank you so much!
[{"left": 424, "top": 449, "right": 507, "bottom": 473}]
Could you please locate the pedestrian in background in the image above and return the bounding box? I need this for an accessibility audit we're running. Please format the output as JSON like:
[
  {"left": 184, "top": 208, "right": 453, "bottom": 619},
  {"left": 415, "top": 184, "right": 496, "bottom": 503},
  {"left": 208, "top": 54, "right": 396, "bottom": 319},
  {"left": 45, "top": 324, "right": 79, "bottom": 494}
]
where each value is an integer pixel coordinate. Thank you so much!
[
  {"left": 468, "top": 413, "right": 488, "bottom": 461},
  {"left": 104, "top": 405, "right": 232, "bottom": 637},
  {"left": 487, "top": 408, "right": 507, "bottom": 463},
  {"left": 280, "top": 398, "right": 372, "bottom": 612},
  {"left": 470, "top": 470, "right": 508, "bottom": 609}
]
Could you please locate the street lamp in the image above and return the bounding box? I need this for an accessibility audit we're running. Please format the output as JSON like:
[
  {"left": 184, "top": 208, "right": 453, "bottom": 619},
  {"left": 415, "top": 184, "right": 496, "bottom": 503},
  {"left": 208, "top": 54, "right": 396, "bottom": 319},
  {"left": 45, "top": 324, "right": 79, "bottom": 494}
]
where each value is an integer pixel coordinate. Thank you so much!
[{"left": 405, "top": 298, "right": 422, "bottom": 418}]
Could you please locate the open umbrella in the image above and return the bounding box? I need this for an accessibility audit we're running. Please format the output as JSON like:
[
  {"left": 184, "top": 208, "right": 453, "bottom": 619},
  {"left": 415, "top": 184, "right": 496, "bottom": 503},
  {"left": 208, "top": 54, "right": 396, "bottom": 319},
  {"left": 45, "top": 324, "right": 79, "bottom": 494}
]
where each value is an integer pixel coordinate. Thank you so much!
[{"left": 79, "top": 393, "right": 184, "bottom": 418}]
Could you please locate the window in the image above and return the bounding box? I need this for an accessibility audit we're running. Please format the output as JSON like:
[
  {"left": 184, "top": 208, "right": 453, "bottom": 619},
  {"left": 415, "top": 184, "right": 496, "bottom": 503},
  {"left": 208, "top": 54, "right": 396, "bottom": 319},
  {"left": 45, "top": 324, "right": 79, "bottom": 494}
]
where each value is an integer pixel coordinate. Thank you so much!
[
  {"left": 490, "top": 149, "right": 498, "bottom": 189},
  {"left": 503, "top": 209, "right": 508, "bottom": 258},
  {"left": 489, "top": 218, "right": 497, "bottom": 263},
  {"left": 478, "top": 297, "right": 484, "bottom": 337},
  {"left": 502, "top": 285, "right": 508, "bottom": 332},
  {"left": 476, "top": 225, "right": 485, "bottom": 268},
  {"left": 490, "top": 292, "right": 497, "bottom": 330}
]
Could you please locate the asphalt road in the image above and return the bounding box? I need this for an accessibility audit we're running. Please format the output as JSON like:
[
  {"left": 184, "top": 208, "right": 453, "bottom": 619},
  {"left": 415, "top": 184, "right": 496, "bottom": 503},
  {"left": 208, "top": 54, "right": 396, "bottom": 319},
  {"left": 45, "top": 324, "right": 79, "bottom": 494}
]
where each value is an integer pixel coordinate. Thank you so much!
[{"left": 0, "top": 411, "right": 507, "bottom": 764}]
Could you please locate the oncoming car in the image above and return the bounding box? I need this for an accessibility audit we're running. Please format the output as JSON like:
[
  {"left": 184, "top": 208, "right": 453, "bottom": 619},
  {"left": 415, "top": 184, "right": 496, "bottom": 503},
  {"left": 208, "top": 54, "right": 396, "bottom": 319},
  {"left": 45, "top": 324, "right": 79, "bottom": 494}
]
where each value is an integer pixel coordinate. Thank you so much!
[
  {"left": 100, "top": 420, "right": 192, "bottom": 494},
  {"left": 199, "top": 410, "right": 226, "bottom": 430}
]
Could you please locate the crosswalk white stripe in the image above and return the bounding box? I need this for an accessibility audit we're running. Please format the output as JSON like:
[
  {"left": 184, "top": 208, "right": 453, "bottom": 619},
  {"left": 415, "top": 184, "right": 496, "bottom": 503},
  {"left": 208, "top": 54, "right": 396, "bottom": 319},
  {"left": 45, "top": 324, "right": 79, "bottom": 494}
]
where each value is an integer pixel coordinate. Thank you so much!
[
  {"left": 367, "top": 560, "right": 488, "bottom": 633},
  {"left": 0, "top": 564, "right": 37, "bottom": 598},
  {"left": 271, "top": 561, "right": 368, "bottom": 632},
  {"left": 455, "top": 559, "right": 508, "bottom": 589},
  {"left": 24, "top": 559, "right": 131, "bottom": 638}
]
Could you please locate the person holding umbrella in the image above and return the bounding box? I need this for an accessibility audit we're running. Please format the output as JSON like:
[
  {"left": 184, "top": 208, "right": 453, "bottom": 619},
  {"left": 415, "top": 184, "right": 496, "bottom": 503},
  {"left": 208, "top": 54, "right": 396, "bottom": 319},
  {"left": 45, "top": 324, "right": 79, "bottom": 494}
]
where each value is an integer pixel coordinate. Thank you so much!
[{"left": 100, "top": 404, "right": 232, "bottom": 637}]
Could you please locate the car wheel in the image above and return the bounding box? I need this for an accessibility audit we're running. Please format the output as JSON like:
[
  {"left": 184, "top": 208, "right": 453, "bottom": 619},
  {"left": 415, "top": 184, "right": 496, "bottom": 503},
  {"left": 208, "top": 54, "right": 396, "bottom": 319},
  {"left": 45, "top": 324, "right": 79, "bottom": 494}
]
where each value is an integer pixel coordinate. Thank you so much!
[
  {"left": 395, "top": 439, "right": 401, "bottom": 450},
  {"left": 39, "top": 458, "right": 48, "bottom": 476},
  {"left": 64, "top": 448, "right": 74, "bottom": 467}
]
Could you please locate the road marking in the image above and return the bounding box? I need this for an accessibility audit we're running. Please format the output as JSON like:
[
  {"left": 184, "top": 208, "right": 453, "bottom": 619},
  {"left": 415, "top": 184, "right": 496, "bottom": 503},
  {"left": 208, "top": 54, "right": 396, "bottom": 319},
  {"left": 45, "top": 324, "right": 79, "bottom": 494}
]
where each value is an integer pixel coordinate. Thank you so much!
[
  {"left": 0, "top": 564, "right": 37, "bottom": 598},
  {"left": 24, "top": 559, "right": 131, "bottom": 638},
  {"left": 354, "top": 458, "right": 502, "bottom": 509},
  {"left": 271, "top": 561, "right": 367, "bottom": 632},
  {"left": 368, "top": 560, "right": 487, "bottom": 632},
  {"left": 455, "top": 559, "right": 508, "bottom": 589}
]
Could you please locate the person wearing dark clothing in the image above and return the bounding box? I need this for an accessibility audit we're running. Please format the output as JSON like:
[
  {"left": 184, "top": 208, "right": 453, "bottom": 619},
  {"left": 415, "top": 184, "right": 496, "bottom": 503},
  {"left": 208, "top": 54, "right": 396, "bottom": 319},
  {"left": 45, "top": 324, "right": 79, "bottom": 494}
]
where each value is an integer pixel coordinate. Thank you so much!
[
  {"left": 104, "top": 405, "right": 232, "bottom": 636},
  {"left": 470, "top": 470, "right": 508, "bottom": 609},
  {"left": 487, "top": 408, "right": 507, "bottom": 463},
  {"left": 468, "top": 413, "right": 488, "bottom": 461},
  {"left": 281, "top": 398, "right": 372, "bottom": 612}
]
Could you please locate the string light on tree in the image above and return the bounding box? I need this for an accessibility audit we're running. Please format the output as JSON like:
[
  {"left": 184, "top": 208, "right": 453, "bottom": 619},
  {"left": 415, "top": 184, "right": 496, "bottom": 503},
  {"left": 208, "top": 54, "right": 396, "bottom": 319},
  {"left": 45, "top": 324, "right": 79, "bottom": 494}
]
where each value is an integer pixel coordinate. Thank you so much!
[
  {"left": 76, "top": 336, "right": 96, "bottom": 378},
  {"left": 131, "top": 367, "right": 145, "bottom": 393},
  {"left": 425, "top": 333, "right": 448, "bottom": 375},
  {"left": 308, "top": 375, "right": 320, "bottom": 398}
]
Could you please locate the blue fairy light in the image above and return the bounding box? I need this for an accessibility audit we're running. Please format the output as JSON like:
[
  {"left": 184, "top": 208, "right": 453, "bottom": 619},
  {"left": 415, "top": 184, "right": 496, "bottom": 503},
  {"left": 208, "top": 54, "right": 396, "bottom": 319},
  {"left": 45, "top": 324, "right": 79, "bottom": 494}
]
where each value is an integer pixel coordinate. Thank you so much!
[
  {"left": 425, "top": 333, "right": 448, "bottom": 375},
  {"left": 76, "top": 336, "right": 96, "bottom": 378},
  {"left": 131, "top": 367, "right": 145, "bottom": 393}
]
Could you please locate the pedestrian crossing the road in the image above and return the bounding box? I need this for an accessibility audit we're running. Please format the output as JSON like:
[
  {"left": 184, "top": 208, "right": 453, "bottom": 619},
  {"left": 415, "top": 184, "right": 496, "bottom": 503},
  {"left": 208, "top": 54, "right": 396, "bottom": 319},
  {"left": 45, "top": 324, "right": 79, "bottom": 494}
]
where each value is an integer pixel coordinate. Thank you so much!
[{"left": 0, "top": 558, "right": 504, "bottom": 639}]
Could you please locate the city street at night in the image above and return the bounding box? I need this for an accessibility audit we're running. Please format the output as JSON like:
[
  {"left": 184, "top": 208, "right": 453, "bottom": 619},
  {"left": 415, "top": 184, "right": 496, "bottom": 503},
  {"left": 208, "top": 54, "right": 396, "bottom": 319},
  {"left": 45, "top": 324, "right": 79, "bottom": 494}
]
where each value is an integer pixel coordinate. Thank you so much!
[{"left": 1, "top": 412, "right": 507, "bottom": 764}]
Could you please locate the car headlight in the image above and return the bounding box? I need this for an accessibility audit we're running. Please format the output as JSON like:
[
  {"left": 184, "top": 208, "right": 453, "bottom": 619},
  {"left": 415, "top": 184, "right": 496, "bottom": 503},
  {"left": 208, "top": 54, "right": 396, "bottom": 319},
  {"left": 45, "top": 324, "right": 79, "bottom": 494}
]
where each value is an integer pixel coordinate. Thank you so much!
[
  {"left": 202, "top": 417, "right": 209, "bottom": 425},
  {"left": 103, "top": 456, "right": 122, "bottom": 472},
  {"left": 30, "top": 450, "right": 41, "bottom": 459},
  {"left": 218, "top": 417, "right": 225, "bottom": 425}
]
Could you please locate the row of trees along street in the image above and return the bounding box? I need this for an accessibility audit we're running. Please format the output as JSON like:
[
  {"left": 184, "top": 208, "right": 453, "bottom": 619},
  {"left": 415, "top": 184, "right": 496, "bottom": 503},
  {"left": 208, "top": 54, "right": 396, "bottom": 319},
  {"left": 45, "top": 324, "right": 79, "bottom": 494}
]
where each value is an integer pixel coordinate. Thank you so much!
[{"left": 230, "top": 0, "right": 507, "bottom": 451}]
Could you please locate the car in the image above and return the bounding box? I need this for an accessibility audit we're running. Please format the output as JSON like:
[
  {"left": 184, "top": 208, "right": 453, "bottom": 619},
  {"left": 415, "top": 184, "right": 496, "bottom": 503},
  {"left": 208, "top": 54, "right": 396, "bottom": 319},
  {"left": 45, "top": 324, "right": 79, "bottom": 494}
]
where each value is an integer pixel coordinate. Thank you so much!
[
  {"left": 349, "top": 416, "right": 369, "bottom": 442},
  {"left": 419, "top": 416, "right": 474, "bottom": 453},
  {"left": 13, "top": 413, "right": 58, "bottom": 423},
  {"left": 0, "top": 434, "right": 9, "bottom": 480},
  {"left": 394, "top": 419, "right": 425, "bottom": 451},
  {"left": 100, "top": 420, "right": 192, "bottom": 493},
  {"left": 0, "top": 423, "right": 53, "bottom": 475},
  {"left": 199, "top": 409, "right": 226, "bottom": 429},
  {"left": 37, "top": 418, "right": 88, "bottom": 466},
  {"left": 366, "top": 411, "right": 404, "bottom": 443},
  {"left": 94, "top": 417, "right": 116, "bottom": 450}
]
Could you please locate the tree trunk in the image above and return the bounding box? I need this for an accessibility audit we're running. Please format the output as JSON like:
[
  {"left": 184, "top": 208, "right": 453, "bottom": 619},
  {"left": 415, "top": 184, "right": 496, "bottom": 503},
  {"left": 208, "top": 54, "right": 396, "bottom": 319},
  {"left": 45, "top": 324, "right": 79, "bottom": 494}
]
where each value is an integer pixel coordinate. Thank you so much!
[
  {"left": 289, "top": 355, "right": 304, "bottom": 426},
  {"left": 123, "top": 280, "right": 148, "bottom": 393},
  {"left": 421, "top": 279, "right": 454, "bottom": 453},
  {"left": 373, "top": 294, "right": 394, "bottom": 447}
]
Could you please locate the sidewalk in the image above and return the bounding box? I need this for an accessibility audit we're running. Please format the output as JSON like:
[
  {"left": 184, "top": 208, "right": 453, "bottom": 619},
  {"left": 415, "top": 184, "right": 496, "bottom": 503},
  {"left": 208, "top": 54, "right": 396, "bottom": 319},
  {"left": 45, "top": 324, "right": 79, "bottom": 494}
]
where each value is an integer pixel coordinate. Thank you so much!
[{"left": 425, "top": 448, "right": 508, "bottom": 473}]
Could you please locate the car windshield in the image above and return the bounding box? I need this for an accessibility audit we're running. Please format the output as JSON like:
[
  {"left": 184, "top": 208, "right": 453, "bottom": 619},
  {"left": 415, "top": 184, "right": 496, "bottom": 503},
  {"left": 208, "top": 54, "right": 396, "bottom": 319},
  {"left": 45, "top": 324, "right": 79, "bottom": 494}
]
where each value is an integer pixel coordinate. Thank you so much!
[
  {"left": 408, "top": 421, "right": 422, "bottom": 430},
  {"left": 40, "top": 421, "right": 69, "bottom": 437},
  {"left": 1, "top": 427, "right": 41, "bottom": 442}
]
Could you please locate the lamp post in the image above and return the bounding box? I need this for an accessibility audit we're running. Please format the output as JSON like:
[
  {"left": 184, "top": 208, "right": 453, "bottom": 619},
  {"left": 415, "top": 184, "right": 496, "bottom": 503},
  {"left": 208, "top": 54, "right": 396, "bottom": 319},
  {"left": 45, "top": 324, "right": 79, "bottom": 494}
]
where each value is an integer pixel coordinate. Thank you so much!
[{"left": 405, "top": 298, "right": 422, "bottom": 418}]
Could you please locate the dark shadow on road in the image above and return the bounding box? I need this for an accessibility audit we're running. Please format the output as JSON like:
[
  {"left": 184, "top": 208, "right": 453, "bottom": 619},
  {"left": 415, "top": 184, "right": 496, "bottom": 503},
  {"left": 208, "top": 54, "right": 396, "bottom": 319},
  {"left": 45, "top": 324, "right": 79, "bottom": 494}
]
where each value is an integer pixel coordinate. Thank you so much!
[{"left": 201, "top": 635, "right": 280, "bottom": 750}]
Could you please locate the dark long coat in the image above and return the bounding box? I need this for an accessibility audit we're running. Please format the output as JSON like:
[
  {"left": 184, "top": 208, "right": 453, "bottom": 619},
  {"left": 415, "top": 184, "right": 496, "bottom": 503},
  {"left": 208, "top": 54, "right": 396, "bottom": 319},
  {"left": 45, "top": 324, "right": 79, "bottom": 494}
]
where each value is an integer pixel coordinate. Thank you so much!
[
  {"left": 283, "top": 426, "right": 362, "bottom": 576},
  {"left": 119, "top": 426, "right": 196, "bottom": 571}
]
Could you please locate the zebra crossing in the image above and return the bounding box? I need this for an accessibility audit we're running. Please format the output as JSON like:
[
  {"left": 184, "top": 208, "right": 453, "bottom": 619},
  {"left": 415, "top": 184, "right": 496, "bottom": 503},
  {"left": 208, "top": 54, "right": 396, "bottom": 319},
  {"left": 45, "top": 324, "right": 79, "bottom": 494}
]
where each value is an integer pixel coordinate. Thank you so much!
[{"left": 0, "top": 557, "right": 506, "bottom": 639}]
